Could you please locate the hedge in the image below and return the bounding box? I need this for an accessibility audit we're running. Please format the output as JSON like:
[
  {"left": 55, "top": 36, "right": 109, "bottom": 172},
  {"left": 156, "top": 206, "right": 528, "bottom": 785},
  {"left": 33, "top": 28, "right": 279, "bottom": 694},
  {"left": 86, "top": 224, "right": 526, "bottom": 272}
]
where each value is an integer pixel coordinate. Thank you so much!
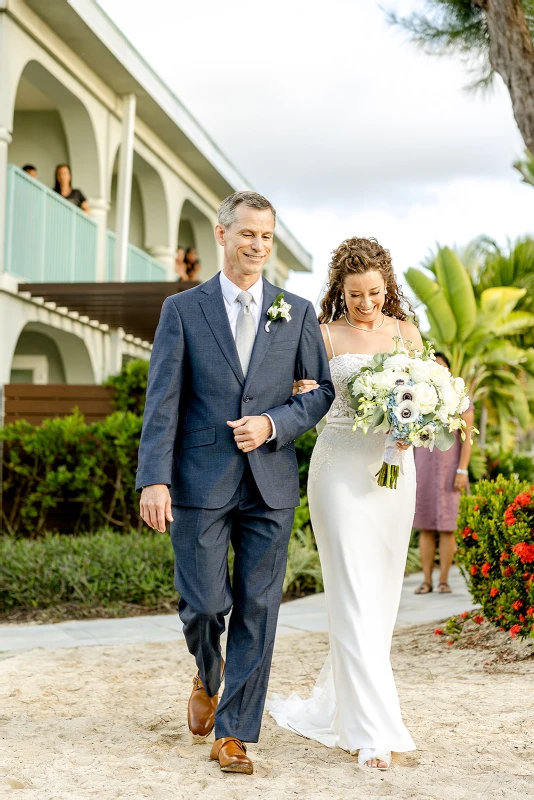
[
  {"left": 455, "top": 475, "right": 534, "bottom": 640},
  {"left": 1, "top": 412, "right": 142, "bottom": 536}
]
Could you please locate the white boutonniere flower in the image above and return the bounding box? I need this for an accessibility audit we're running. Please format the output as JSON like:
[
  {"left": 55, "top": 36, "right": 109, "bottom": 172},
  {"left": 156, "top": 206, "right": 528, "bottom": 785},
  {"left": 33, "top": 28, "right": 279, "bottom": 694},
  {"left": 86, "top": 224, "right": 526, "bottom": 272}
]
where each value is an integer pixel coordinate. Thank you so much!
[{"left": 265, "top": 292, "right": 292, "bottom": 332}]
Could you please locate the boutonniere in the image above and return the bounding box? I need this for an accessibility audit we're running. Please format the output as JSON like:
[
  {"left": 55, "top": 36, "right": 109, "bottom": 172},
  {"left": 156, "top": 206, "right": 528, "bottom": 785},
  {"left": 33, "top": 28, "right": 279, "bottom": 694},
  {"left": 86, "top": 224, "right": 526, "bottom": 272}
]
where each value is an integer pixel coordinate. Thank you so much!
[{"left": 265, "top": 292, "right": 292, "bottom": 332}]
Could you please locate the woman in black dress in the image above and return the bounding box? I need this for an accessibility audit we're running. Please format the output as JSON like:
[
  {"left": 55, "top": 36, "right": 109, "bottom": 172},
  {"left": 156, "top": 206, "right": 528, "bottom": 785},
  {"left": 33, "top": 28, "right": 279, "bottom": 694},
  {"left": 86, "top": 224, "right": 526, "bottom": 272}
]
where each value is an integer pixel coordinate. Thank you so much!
[{"left": 54, "top": 164, "right": 91, "bottom": 214}]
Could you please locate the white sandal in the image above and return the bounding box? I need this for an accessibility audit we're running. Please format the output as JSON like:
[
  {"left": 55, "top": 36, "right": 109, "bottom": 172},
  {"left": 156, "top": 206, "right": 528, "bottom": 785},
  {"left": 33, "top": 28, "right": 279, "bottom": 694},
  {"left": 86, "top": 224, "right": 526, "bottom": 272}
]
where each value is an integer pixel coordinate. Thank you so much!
[{"left": 358, "top": 748, "right": 391, "bottom": 771}]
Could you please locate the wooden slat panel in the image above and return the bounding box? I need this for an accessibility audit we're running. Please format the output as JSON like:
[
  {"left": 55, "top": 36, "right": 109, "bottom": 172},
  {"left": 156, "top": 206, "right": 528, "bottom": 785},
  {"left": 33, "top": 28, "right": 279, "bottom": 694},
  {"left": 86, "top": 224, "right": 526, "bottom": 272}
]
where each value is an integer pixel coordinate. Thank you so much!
[{"left": 3, "top": 384, "right": 115, "bottom": 426}]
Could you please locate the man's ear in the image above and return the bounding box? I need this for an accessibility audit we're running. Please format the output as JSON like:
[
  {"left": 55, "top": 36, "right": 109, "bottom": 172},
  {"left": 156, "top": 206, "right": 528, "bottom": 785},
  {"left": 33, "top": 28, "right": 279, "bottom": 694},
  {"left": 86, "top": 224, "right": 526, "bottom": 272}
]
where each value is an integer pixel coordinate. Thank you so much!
[{"left": 214, "top": 224, "right": 226, "bottom": 246}]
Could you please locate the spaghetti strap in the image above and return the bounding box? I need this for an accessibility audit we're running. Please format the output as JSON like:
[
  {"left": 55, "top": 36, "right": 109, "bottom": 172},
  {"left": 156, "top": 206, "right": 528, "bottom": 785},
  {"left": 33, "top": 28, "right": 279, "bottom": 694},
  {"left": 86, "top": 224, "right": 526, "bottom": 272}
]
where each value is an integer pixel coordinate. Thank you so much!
[
  {"left": 325, "top": 324, "right": 335, "bottom": 358},
  {"left": 396, "top": 318, "right": 404, "bottom": 348}
]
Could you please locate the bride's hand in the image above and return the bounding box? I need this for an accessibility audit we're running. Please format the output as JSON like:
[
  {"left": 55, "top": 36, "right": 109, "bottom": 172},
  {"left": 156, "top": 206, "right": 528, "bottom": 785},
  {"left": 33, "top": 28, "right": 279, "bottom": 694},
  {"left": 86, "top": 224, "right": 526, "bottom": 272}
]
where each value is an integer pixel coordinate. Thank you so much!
[
  {"left": 293, "top": 379, "right": 319, "bottom": 396},
  {"left": 396, "top": 439, "right": 411, "bottom": 451}
]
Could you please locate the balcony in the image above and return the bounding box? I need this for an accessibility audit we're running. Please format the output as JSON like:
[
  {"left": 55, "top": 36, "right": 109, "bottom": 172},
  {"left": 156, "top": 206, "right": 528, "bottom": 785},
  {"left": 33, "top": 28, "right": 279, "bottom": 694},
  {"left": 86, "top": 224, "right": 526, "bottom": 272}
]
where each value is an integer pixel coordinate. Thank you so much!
[{"left": 4, "top": 164, "right": 167, "bottom": 283}]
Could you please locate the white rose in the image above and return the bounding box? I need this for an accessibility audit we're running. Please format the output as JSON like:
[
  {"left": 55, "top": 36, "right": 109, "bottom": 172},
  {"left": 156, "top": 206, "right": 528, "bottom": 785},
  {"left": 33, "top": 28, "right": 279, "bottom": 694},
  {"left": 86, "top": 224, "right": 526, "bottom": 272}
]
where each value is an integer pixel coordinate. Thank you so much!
[
  {"left": 410, "top": 359, "right": 430, "bottom": 384},
  {"left": 414, "top": 382, "right": 438, "bottom": 414},
  {"left": 383, "top": 353, "right": 411, "bottom": 371},
  {"left": 436, "top": 407, "right": 451, "bottom": 424},
  {"left": 372, "top": 369, "right": 398, "bottom": 391},
  {"left": 428, "top": 362, "right": 450, "bottom": 387}
]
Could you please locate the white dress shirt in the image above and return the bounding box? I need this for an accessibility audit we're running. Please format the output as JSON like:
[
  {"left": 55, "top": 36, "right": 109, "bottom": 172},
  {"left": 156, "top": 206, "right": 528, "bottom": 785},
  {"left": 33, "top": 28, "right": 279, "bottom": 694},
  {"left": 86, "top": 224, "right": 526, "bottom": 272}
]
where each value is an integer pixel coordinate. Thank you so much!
[{"left": 219, "top": 271, "right": 276, "bottom": 441}]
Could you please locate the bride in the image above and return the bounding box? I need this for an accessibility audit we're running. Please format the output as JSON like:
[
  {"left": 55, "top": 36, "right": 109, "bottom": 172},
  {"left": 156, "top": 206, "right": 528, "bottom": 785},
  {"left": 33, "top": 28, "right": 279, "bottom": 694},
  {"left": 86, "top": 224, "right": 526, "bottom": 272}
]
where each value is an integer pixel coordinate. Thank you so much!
[{"left": 267, "top": 237, "right": 422, "bottom": 770}]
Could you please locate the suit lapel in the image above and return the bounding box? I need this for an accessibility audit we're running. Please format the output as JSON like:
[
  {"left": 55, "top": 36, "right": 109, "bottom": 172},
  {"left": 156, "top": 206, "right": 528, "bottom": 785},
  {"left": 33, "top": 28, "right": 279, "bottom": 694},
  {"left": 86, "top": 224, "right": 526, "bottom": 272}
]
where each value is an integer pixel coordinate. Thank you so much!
[
  {"left": 199, "top": 274, "right": 245, "bottom": 385},
  {"left": 244, "top": 280, "right": 281, "bottom": 390}
]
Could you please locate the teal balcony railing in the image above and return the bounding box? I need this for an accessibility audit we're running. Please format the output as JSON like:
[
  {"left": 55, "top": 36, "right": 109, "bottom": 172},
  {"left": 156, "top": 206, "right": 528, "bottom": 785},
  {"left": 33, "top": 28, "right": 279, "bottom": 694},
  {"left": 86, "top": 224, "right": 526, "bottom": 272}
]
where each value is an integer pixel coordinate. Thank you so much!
[
  {"left": 4, "top": 164, "right": 168, "bottom": 283},
  {"left": 106, "top": 231, "right": 167, "bottom": 282},
  {"left": 4, "top": 164, "right": 98, "bottom": 282}
]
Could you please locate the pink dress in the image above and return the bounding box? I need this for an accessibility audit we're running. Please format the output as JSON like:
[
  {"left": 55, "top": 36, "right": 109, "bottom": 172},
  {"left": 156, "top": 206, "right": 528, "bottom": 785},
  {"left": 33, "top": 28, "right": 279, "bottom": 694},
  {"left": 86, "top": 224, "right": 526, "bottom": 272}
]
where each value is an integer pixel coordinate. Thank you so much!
[{"left": 413, "top": 425, "right": 470, "bottom": 532}]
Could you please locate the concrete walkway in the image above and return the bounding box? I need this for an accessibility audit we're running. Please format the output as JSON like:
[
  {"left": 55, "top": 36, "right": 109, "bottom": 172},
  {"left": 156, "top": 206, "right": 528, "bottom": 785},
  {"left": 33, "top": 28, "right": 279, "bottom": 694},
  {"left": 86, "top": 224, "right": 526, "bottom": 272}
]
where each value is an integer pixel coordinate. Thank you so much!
[{"left": 0, "top": 566, "right": 475, "bottom": 655}]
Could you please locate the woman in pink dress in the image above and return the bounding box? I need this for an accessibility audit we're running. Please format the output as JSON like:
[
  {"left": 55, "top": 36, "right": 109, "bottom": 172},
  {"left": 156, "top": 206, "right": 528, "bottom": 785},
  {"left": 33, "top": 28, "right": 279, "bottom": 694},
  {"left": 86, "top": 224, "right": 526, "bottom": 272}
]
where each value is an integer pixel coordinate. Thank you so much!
[{"left": 413, "top": 353, "right": 474, "bottom": 594}]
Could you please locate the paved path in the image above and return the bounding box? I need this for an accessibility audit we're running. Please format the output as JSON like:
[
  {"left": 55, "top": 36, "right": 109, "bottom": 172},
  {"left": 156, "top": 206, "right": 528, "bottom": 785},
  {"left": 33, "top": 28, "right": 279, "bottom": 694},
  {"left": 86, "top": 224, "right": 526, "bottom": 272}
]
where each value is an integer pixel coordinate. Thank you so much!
[{"left": 0, "top": 566, "right": 475, "bottom": 654}]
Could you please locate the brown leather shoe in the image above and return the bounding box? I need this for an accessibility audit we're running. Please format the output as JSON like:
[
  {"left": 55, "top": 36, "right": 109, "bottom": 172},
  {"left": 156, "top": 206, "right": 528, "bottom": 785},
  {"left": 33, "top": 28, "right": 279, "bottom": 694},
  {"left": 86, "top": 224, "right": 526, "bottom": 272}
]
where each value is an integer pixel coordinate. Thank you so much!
[
  {"left": 210, "top": 737, "right": 253, "bottom": 775},
  {"left": 187, "top": 659, "right": 224, "bottom": 741}
]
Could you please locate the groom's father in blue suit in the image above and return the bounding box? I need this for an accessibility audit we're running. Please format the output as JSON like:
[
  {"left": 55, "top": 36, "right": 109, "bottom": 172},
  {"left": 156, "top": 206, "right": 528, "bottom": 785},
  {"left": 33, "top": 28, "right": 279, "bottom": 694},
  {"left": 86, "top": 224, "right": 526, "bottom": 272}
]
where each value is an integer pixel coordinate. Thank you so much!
[{"left": 137, "top": 192, "right": 333, "bottom": 774}]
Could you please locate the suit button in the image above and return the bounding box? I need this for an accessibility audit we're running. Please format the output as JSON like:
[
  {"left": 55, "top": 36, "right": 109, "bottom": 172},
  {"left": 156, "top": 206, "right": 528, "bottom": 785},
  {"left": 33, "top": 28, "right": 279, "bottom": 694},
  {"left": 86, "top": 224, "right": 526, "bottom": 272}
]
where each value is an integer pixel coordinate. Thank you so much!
[{"left": 243, "top": 395, "right": 250, "bottom": 403}]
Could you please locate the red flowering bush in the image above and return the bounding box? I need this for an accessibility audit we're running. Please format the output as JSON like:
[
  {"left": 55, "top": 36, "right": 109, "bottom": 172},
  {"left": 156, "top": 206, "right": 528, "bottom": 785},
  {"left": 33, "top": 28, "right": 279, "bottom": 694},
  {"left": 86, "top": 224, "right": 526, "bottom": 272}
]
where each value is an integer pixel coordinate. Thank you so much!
[{"left": 455, "top": 475, "right": 534, "bottom": 641}]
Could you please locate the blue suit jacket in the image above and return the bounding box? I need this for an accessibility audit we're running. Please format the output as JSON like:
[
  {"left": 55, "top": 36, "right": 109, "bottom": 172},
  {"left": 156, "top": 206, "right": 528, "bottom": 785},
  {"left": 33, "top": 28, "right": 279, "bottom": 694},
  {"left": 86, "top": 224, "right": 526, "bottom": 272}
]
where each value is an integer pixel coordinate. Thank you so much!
[{"left": 136, "top": 273, "right": 334, "bottom": 509}]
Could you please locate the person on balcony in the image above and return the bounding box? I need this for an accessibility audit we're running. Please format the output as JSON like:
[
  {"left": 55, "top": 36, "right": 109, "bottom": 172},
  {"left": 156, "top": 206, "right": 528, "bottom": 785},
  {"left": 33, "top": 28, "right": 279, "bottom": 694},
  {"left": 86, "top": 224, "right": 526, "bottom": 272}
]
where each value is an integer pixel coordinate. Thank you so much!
[
  {"left": 53, "top": 164, "right": 91, "bottom": 214},
  {"left": 22, "top": 164, "right": 37, "bottom": 178},
  {"left": 184, "top": 246, "right": 197, "bottom": 271},
  {"left": 175, "top": 246, "right": 187, "bottom": 280},
  {"left": 186, "top": 259, "right": 201, "bottom": 281}
]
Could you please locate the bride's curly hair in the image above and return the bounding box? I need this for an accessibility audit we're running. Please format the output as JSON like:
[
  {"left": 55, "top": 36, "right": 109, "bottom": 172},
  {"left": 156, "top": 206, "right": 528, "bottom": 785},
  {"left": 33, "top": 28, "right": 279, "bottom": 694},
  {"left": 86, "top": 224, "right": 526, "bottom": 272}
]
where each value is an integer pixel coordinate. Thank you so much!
[{"left": 318, "top": 237, "right": 417, "bottom": 324}]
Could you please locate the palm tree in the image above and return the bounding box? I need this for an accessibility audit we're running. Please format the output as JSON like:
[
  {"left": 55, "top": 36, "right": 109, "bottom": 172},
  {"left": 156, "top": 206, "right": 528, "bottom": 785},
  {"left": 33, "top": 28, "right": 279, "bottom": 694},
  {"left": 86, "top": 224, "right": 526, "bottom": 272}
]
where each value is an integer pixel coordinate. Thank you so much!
[
  {"left": 386, "top": 1, "right": 534, "bottom": 153},
  {"left": 405, "top": 246, "right": 534, "bottom": 450}
]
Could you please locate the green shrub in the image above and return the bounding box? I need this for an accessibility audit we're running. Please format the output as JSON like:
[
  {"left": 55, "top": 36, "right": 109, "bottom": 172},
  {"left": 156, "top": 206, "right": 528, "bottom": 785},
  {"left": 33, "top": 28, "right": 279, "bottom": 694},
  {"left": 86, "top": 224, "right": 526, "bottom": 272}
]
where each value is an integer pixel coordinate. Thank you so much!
[
  {"left": 0, "top": 529, "right": 175, "bottom": 615},
  {"left": 455, "top": 475, "right": 534, "bottom": 640},
  {"left": 485, "top": 450, "right": 534, "bottom": 483},
  {"left": 1, "top": 411, "right": 142, "bottom": 536},
  {"left": 295, "top": 429, "right": 317, "bottom": 493},
  {"left": 104, "top": 358, "right": 149, "bottom": 415}
]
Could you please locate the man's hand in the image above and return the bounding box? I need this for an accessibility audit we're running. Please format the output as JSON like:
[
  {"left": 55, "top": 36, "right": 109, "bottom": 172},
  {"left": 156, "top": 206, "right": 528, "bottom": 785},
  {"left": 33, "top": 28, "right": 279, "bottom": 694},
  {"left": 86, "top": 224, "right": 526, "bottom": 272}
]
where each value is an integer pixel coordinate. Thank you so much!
[
  {"left": 140, "top": 484, "right": 173, "bottom": 532},
  {"left": 227, "top": 415, "right": 273, "bottom": 453},
  {"left": 293, "top": 379, "right": 319, "bottom": 396}
]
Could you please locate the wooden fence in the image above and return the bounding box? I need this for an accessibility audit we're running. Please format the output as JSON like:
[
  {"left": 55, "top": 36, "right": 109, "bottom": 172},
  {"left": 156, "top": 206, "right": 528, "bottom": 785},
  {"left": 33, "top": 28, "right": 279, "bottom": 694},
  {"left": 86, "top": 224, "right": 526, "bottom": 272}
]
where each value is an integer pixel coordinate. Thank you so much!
[{"left": 2, "top": 384, "right": 115, "bottom": 426}]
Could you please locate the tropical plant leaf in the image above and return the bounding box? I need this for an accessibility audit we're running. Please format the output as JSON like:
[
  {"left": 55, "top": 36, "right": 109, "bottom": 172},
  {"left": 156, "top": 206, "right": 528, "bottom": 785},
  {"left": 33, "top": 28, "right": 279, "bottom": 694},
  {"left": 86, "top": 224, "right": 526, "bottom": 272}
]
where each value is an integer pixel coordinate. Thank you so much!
[
  {"left": 434, "top": 247, "right": 477, "bottom": 341},
  {"left": 480, "top": 286, "right": 526, "bottom": 318},
  {"left": 405, "top": 268, "right": 457, "bottom": 342}
]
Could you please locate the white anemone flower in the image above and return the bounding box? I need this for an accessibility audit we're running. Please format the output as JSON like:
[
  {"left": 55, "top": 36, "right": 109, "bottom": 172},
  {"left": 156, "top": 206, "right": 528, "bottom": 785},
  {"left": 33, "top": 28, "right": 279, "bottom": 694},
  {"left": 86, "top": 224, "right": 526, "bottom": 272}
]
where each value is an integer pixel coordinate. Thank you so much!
[
  {"left": 413, "top": 424, "right": 436, "bottom": 448},
  {"left": 394, "top": 385, "right": 417, "bottom": 405},
  {"left": 394, "top": 399, "right": 420, "bottom": 424}
]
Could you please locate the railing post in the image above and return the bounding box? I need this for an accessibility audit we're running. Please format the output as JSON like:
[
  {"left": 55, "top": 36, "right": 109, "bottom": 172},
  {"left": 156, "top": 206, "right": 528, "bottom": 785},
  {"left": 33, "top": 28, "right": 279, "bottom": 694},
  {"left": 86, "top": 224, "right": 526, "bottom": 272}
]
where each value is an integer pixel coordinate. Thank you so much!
[
  {"left": 0, "top": 126, "right": 12, "bottom": 275},
  {"left": 114, "top": 94, "right": 137, "bottom": 283},
  {"left": 90, "top": 198, "right": 110, "bottom": 281}
]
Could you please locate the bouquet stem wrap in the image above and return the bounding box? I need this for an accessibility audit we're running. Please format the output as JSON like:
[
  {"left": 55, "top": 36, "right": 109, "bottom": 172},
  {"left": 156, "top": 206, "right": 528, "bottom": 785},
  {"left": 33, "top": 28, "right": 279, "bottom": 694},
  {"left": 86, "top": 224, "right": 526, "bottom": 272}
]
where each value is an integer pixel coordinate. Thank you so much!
[{"left": 377, "top": 434, "right": 402, "bottom": 490}]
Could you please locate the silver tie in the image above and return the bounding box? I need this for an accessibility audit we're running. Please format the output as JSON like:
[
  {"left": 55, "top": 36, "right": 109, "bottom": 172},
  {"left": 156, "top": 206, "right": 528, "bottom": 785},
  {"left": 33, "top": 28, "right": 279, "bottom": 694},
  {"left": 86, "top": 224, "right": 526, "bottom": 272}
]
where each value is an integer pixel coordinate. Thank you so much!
[{"left": 235, "top": 290, "right": 256, "bottom": 376}]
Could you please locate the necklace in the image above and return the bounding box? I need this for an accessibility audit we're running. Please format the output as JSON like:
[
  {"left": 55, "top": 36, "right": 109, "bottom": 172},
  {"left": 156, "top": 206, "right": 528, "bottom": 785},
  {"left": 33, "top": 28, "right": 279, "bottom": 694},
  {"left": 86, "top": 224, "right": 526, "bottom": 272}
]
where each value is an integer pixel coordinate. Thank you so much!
[{"left": 344, "top": 312, "right": 385, "bottom": 332}]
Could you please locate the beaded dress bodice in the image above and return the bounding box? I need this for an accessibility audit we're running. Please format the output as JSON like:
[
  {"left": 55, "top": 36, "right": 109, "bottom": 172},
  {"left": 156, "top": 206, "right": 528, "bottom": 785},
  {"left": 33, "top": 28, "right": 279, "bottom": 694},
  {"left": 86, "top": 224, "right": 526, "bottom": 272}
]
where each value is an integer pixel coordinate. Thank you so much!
[{"left": 326, "top": 353, "right": 374, "bottom": 422}]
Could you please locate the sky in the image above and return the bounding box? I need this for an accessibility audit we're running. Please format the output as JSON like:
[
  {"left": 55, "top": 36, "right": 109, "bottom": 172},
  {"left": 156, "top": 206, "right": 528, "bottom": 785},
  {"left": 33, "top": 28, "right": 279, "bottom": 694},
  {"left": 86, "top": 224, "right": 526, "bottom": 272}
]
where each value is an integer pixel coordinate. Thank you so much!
[{"left": 100, "top": 0, "right": 534, "bottom": 305}]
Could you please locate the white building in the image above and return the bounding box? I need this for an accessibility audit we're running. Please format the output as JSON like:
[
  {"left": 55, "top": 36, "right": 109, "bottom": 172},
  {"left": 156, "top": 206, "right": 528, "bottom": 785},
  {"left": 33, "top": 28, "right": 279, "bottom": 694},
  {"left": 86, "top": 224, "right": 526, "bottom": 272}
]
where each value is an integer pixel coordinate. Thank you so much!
[{"left": 0, "top": 0, "right": 311, "bottom": 387}]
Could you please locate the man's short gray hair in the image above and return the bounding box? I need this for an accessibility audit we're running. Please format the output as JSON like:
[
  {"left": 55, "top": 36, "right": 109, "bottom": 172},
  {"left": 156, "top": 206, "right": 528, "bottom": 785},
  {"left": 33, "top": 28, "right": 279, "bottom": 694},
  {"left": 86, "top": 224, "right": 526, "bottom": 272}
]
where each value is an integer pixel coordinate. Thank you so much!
[{"left": 217, "top": 191, "right": 276, "bottom": 229}]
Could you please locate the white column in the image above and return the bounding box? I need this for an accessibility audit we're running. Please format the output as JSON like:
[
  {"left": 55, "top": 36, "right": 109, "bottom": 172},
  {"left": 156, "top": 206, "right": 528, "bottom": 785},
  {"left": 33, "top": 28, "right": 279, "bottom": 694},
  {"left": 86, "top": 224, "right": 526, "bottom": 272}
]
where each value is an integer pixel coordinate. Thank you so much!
[
  {"left": 0, "top": 126, "right": 11, "bottom": 275},
  {"left": 89, "top": 197, "right": 110, "bottom": 282},
  {"left": 114, "top": 94, "right": 136, "bottom": 282},
  {"left": 148, "top": 245, "right": 176, "bottom": 281},
  {"left": 105, "top": 327, "right": 124, "bottom": 378}
]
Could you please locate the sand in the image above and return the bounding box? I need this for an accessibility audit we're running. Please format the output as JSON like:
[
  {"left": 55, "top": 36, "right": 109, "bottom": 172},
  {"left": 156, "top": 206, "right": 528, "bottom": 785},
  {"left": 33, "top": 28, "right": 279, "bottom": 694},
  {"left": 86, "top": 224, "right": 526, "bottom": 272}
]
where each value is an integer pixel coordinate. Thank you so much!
[{"left": 1, "top": 621, "right": 534, "bottom": 800}]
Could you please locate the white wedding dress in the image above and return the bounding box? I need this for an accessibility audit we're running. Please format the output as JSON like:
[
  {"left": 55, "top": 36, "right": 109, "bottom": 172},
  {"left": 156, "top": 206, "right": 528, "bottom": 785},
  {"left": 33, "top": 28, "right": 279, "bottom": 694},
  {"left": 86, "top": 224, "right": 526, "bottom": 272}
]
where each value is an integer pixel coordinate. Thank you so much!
[{"left": 267, "top": 327, "right": 417, "bottom": 763}]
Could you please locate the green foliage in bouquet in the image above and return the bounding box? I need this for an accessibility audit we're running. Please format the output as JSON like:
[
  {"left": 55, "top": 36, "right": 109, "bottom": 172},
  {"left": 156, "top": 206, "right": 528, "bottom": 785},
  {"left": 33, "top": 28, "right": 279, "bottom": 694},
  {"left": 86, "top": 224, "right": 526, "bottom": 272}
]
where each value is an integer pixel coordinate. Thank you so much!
[{"left": 455, "top": 475, "right": 534, "bottom": 640}]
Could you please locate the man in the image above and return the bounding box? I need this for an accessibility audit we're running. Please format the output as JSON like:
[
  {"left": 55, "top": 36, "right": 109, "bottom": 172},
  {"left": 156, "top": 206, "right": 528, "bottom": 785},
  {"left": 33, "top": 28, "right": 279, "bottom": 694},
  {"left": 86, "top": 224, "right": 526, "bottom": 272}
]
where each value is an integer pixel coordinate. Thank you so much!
[{"left": 137, "top": 191, "right": 333, "bottom": 775}]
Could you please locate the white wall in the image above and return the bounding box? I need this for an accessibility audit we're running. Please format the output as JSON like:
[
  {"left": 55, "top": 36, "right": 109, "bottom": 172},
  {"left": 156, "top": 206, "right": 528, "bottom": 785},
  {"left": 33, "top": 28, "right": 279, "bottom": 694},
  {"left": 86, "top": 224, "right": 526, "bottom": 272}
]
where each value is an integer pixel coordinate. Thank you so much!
[{"left": 9, "top": 111, "right": 69, "bottom": 188}]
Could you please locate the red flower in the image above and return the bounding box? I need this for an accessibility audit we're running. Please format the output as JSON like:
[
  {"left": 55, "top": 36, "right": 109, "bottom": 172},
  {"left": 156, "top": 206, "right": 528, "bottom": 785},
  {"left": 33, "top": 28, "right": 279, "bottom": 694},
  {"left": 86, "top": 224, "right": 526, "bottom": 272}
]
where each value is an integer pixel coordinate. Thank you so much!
[
  {"left": 500, "top": 552, "right": 510, "bottom": 562},
  {"left": 510, "top": 624, "right": 521, "bottom": 638},
  {"left": 470, "top": 564, "right": 479, "bottom": 575},
  {"left": 473, "top": 615, "right": 484, "bottom": 625},
  {"left": 472, "top": 533, "right": 479, "bottom": 541},
  {"left": 460, "top": 611, "right": 469, "bottom": 619},
  {"left": 527, "top": 607, "right": 534, "bottom": 617},
  {"left": 481, "top": 563, "right": 491, "bottom": 577},
  {"left": 513, "top": 542, "right": 534, "bottom": 564},
  {"left": 434, "top": 628, "right": 443, "bottom": 636},
  {"left": 520, "top": 614, "right": 525, "bottom": 622},
  {"left": 503, "top": 566, "right": 515, "bottom": 577},
  {"left": 474, "top": 504, "right": 479, "bottom": 512},
  {"left": 461, "top": 526, "right": 472, "bottom": 539},
  {"left": 512, "top": 600, "right": 523, "bottom": 611},
  {"left": 490, "top": 587, "right": 499, "bottom": 597},
  {"left": 447, "top": 640, "right": 454, "bottom": 647},
  {"left": 515, "top": 491, "right": 531, "bottom": 507},
  {"left": 504, "top": 508, "right": 517, "bottom": 526}
]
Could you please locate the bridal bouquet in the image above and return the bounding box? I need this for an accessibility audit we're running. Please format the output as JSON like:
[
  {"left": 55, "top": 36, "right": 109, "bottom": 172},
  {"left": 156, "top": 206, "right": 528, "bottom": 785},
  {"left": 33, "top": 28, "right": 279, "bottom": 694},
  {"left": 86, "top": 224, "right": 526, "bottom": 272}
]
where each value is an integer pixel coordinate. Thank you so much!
[{"left": 347, "top": 339, "right": 475, "bottom": 489}]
